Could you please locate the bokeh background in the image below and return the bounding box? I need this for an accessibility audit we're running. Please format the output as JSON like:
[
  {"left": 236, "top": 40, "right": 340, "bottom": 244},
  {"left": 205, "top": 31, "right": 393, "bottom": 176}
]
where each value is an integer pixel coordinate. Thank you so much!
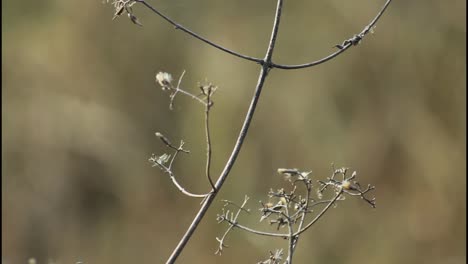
[{"left": 2, "top": 0, "right": 466, "bottom": 263}]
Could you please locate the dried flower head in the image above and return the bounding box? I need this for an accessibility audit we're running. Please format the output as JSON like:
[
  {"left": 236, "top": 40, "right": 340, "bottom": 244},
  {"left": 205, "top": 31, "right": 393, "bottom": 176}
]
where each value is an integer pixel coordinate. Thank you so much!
[
  {"left": 341, "top": 180, "right": 352, "bottom": 190},
  {"left": 108, "top": 0, "right": 137, "bottom": 20},
  {"left": 277, "top": 168, "right": 300, "bottom": 176},
  {"left": 155, "top": 132, "right": 172, "bottom": 146},
  {"left": 156, "top": 72, "right": 173, "bottom": 90}
]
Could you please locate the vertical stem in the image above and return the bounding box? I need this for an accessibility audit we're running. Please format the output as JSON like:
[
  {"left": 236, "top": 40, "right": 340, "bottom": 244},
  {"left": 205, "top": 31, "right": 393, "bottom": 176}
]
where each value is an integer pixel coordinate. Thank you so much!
[
  {"left": 285, "top": 204, "right": 294, "bottom": 264},
  {"left": 265, "top": 0, "right": 283, "bottom": 63},
  {"left": 165, "top": 1, "right": 284, "bottom": 263},
  {"left": 205, "top": 94, "right": 215, "bottom": 190},
  {"left": 294, "top": 190, "right": 344, "bottom": 236},
  {"left": 292, "top": 183, "right": 311, "bottom": 251}
]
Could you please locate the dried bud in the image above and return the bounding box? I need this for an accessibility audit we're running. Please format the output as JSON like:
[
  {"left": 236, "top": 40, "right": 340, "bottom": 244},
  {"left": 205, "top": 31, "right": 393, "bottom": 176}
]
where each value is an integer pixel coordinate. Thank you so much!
[
  {"left": 277, "top": 168, "right": 300, "bottom": 177},
  {"left": 128, "top": 13, "right": 143, "bottom": 26},
  {"left": 155, "top": 132, "right": 172, "bottom": 146}
]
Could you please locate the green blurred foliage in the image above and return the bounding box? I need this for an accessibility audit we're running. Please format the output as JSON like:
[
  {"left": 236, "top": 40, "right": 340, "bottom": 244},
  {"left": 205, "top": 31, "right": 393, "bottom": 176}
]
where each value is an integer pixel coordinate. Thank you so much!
[{"left": 2, "top": 0, "right": 466, "bottom": 263}]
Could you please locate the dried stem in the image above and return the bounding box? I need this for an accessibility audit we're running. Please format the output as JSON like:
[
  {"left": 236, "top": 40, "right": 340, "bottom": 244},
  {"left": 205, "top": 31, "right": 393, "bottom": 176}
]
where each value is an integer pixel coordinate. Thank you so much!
[
  {"left": 271, "top": 0, "right": 393, "bottom": 70},
  {"left": 204, "top": 90, "right": 216, "bottom": 190},
  {"left": 294, "top": 189, "right": 343, "bottom": 236},
  {"left": 291, "top": 181, "right": 312, "bottom": 251},
  {"left": 169, "top": 71, "right": 207, "bottom": 108},
  {"left": 150, "top": 140, "right": 209, "bottom": 198},
  {"left": 215, "top": 196, "right": 250, "bottom": 255},
  {"left": 135, "top": 0, "right": 263, "bottom": 64},
  {"left": 220, "top": 218, "right": 288, "bottom": 238},
  {"left": 159, "top": 163, "right": 209, "bottom": 198},
  {"left": 165, "top": 1, "right": 284, "bottom": 262},
  {"left": 171, "top": 87, "right": 206, "bottom": 106},
  {"left": 107, "top": 0, "right": 391, "bottom": 261},
  {"left": 219, "top": 190, "right": 343, "bottom": 240},
  {"left": 284, "top": 202, "right": 294, "bottom": 264}
]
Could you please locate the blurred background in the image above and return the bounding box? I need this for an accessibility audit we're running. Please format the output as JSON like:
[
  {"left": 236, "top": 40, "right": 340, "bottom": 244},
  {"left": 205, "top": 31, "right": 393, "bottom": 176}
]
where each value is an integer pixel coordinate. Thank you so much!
[{"left": 2, "top": 0, "right": 466, "bottom": 263}]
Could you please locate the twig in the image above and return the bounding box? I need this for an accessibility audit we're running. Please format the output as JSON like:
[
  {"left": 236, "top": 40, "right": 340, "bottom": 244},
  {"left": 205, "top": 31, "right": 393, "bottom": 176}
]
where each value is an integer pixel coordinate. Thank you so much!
[
  {"left": 168, "top": 70, "right": 185, "bottom": 109},
  {"left": 165, "top": 71, "right": 207, "bottom": 108},
  {"left": 294, "top": 190, "right": 343, "bottom": 236},
  {"left": 204, "top": 85, "right": 216, "bottom": 190},
  {"left": 220, "top": 218, "right": 288, "bottom": 238},
  {"left": 215, "top": 196, "right": 250, "bottom": 255},
  {"left": 284, "top": 201, "right": 295, "bottom": 264},
  {"left": 165, "top": 168, "right": 209, "bottom": 198},
  {"left": 270, "top": 0, "right": 393, "bottom": 70},
  {"left": 155, "top": 132, "right": 190, "bottom": 154},
  {"left": 171, "top": 87, "right": 206, "bottom": 107},
  {"left": 150, "top": 158, "right": 209, "bottom": 198},
  {"left": 291, "top": 180, "right": 312, "bottom": 251},
  {"left": 135, "top": 0, "right": 263, "bottom": 64},
  {"left": 149, "top": 139, "right": 209, "bottom": 198}
]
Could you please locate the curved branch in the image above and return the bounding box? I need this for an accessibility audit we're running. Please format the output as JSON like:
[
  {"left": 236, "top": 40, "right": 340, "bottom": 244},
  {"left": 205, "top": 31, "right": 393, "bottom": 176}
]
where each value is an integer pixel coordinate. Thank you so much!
[
  {"left": 168, "top": 173, "right": 210, "bottom": 198},
  {"left": 136, "top": 0, "right": 263, "bottom": 64},
  {"left": 158, "top": 163, "right": 210, "bottom": 198},
  {"left": 271, "top": 0, "right": 393, "bottom": 70}
]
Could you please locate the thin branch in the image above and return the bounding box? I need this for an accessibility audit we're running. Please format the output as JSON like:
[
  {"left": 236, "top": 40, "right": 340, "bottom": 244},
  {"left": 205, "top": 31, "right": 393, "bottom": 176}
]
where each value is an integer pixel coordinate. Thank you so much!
[
  {"left": 215, "top": 196, "right": 250, "bottom": 255},
  {"left": 220, "top": 199, "right": 251, "bottom": 214},
  {"left": 294, "top": 190, "right": 343, "bottom": 236},
  {"left": 271, "top": 47, "right": 350, "bottom": 70},
  {"left": 169, "top": 74, "right": 207, "bottom": 108},
  {"left": 166, "top": 1, "right": 285, "bottom": 262},
  {"left": 168, "top": 140, "right": 185, "bottom": 169},
  {"left": 169, "top": 70, "right": 186, "bottom": 109},
  {"left": 156, "top": 71, "right": 207, "bottom": 108},
  {"left": 271, "top": 0, "right": 393, "bottom": 70},
  {"left": 292, "top": 181, "right": 311, "bottom": 251},
  {"left": 265, "top": 0, "right": 283, "bottom": 64},
  {"left": 172, "top": 87, "right": 206, "bottom": 106},
  {"left": 220, "top": 218, "right": 288, "bottom": 238},
  {"left": 284, "top": 202, "right": 295, "bottom": 264},
  {"left": 149, "top": 139, "right": 209, "bottom": 198},
  {"left": 135, "top": 0, "right": 263, "bottom": 64},
  {"left": 154, "top": 162, "right": 209, "bottom": 198},
  {"left": 343, "top": 184, "right": 376, "bottom": 208},
  {"left": 204, "top": 87, "right": 216, "bottom": 190},
  {"left": 155, "top": 132, "right": 190, "bottom": 154}
]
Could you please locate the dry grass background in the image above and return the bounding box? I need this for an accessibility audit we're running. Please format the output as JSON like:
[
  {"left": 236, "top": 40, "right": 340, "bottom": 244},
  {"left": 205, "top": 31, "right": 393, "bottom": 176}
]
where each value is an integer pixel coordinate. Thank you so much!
[{"left": 2, "top": 0, "right": 466, "bottom": 263}]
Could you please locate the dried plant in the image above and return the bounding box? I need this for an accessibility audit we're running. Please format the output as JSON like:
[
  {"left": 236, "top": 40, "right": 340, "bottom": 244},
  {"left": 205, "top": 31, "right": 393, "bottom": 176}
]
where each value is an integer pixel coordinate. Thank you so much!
[
  {"left": 105, "top": 0, "right": 393, "bottom": 263},
  {"left": 216, "top": 167, "right": 375, "bottom": 263}
]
